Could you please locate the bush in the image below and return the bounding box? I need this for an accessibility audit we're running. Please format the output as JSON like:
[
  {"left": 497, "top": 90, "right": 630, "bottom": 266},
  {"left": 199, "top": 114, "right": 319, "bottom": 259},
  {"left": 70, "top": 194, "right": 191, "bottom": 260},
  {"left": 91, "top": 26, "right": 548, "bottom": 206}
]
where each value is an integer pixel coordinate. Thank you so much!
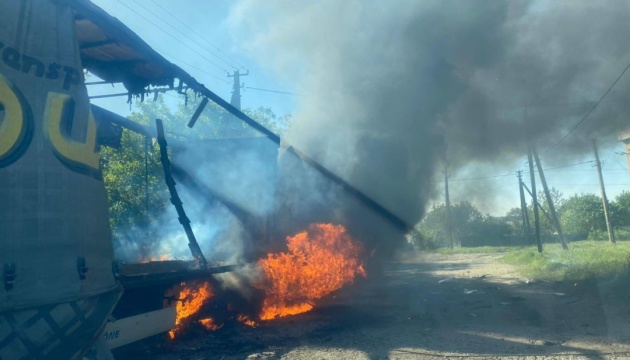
[
  {"left": 502, "top": 240, "right": 630, "bottom": 281},
  {"left": 407, "top": 230, "right": 439, "bottom": 250},
  {"left": 587, "top": 229, "right": 630, "bottom": 241}
]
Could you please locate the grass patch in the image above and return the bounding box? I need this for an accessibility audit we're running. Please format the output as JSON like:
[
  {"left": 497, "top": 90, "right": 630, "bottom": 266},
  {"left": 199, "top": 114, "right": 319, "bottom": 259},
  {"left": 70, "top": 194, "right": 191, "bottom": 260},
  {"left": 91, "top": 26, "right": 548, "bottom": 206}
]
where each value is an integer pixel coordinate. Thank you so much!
[
  {"left": 433, "top": 246, "right": 517, "bottom": 254},
  {"left": 502, "top": 240, "right": 630, "bottom": 281}
]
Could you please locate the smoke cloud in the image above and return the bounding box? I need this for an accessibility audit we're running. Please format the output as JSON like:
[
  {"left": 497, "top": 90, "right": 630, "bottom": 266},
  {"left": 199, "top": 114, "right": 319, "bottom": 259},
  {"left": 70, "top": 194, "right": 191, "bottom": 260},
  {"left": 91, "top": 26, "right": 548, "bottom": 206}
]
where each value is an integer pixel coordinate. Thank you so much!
[
  {"left": 116, "top": 1, "right": 630, "bottom": 261},
  {"left": 226, "top": 0, "right": 630, "bottom": 226}
]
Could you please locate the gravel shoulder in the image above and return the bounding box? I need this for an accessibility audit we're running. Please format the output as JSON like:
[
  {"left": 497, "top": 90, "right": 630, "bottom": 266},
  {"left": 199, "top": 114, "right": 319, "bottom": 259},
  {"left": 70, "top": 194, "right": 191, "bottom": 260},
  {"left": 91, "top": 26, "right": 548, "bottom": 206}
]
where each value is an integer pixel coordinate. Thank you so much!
[{"left": 115, "top": 251, "right": 630, "bottom": 360}]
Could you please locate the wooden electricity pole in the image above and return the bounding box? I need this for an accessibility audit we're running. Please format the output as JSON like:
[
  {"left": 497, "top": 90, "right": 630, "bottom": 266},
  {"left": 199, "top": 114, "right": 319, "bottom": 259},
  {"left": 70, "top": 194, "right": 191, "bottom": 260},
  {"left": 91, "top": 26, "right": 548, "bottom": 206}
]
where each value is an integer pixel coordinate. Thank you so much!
[
  {"left": 527, "top": 148, "right": 543, "bottom": 253},
  {"left": 444, "top": 166, "right": 453, "bottom": 249},
  {"left": 228, "top": 69, "right": 249, "bottom": 110},
  {"left": 522, "top": 183, "right": 554, "bottom": 226},
  {"left": 592, "top": 139, "right": 616, "bottom": 244},
  {"left": 532, "top": 147, "right": 569, "bottom": 250},
  {"left": 517, "top": 171, "right": 531, "bottom": 243}
]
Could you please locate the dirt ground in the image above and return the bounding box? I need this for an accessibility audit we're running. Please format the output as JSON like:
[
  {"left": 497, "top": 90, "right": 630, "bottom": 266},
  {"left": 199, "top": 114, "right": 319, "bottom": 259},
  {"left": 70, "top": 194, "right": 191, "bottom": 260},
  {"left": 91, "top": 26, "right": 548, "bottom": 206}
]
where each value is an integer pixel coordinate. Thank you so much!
[{"left": 114, "top": 251, "right": 630, "bottom": 359}]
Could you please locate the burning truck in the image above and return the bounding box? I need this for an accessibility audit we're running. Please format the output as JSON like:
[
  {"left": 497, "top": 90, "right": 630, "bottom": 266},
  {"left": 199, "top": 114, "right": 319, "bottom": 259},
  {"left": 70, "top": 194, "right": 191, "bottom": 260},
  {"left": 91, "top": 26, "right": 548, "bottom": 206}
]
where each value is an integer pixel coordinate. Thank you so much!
[{"left": 0, "top": 1, "right": 413, "bottom": 359}]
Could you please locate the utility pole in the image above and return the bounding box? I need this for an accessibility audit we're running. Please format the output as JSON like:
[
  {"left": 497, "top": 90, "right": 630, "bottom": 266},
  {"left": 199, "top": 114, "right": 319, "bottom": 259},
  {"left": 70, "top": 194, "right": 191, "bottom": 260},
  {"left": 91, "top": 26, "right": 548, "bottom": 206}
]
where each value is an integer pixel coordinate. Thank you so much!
[
  {"left": 444, "top": 166, "right": 453, "bottom": 249},
  {"left": 228, "top": 69, "right": 249, "bottom": 111},
  {"left": 592, "top": 138, "right": 616, "bottom": 244},
  {"left": 517, "top": 171, "right": 531, "bottom": 243},
  {"left": 532, "top": 147, "right": 569, "bottom": 250},
  {"left": 522, "top": 182, "right": 555, "bottom": 226},
  {"left": 527, "top": 147, "right": 543, "bottom": 253}
]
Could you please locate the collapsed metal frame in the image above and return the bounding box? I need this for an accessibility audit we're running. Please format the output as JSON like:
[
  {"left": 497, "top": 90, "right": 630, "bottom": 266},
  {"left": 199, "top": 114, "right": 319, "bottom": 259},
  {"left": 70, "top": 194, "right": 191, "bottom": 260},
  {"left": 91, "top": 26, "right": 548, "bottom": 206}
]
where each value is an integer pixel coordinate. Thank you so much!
[
  {"left": 93, "top": 78, "right": 416, "bottom": 239},
  {"left": 155, "top": 119, "right": 207, "bottom": 266},
  {"left": 93, "top": 105, "right": 255, "bottom": 268},
  {"left": 161, "top": 82, "right": 414, "bottom": 234},
  {"left": 96, "top": 88, "right": 416, "bottom": 267}
]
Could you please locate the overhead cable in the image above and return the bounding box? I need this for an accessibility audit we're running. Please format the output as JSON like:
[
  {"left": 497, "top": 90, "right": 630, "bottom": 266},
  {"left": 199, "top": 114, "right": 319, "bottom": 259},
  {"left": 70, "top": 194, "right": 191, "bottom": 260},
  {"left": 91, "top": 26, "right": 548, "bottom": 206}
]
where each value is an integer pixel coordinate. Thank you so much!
[
  {"left": 131, "top": 0, "right": 237, "bottom": 71},
  {"left": 114, "top": 0, "right": 231, "bottom": 76},
  {"left": 541, "top": 59, "right": 630, "bottom": 155},
  {"left": 148, "top": 0, "right": 249, "bottom": 71}
]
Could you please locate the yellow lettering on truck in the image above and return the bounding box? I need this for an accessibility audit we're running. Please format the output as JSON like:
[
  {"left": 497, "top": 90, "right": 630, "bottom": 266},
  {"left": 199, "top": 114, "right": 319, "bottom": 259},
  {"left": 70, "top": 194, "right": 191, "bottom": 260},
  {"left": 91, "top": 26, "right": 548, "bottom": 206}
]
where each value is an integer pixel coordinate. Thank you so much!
[{"left": 44, "top": 92, "right": 99, "bottom": 171}]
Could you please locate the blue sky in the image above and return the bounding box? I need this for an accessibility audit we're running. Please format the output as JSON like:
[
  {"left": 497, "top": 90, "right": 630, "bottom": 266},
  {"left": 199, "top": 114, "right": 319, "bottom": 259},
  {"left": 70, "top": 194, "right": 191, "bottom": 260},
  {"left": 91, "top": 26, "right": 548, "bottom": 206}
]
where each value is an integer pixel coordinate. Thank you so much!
[
  {"left": 89, "top": 0, "right": 296, "bottom": 118},
  {"left": 87, "top": 0, "right": 630, "bottom": 216}
]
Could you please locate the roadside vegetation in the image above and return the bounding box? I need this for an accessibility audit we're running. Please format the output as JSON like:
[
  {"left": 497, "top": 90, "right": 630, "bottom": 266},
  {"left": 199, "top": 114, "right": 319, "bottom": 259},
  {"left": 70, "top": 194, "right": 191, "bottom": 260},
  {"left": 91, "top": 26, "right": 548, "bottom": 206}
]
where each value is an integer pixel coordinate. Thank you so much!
[
  {"left": 414, "top": 191, "right": 630, "bottom": 281},
  {"left": 425, "top": 240, "right": 630, "bottom": 281},
  {"left": 502, "top": 240, "right": 630, "bottom": 281},
  {"left": 410, "top": 189, "right": 630, "bottom": 251}
]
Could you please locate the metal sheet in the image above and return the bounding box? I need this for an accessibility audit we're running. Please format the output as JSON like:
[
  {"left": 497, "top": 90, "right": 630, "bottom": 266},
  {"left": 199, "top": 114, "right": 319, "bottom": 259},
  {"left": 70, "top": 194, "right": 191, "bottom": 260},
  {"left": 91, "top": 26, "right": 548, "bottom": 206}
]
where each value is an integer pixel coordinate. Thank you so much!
[
  {"left": 103, "top": 307, "right": 176, "bottom": 350},
  {"left": 0, "top": 1, "right": 119, "bottom": 358},
  {"left": 0, "top": 0, "right": 117, "bottom": 311}
]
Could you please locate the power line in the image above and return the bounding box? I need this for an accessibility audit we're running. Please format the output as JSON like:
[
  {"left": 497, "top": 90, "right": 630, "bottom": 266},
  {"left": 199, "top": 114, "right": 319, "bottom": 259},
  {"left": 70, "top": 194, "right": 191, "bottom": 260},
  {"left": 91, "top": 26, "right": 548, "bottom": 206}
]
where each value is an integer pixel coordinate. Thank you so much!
[
  {"left": 551, "top": 183, "right": 630, "bottom": 186},
  {"left": 245, "top": 86, "right": 302, "bottom": 96},
  {"left": 553, "top": 169, "right": 627, "bottom": 173},
  {"left": 130, "top": 0, "right": 237, "bottom": 71},
  {"left": 449, "top": 173, "right": 513, "bottom": 182},
  {"left": 535, "top": 160, "right": 593, "bottom": 171},
  {"left": 541, "top": 59, "right": 630, "bottom": 155},
  {"left": 494, "top": 96, "right": 630, "bottom": 111},
  {"left": 148, "top": 0, "right": 248, "bottom": 71},
  {"left": 610, "top": 149, "right": 629, "bottom": 172},
  {"left": 113, "top": 0, "right": 231, "bottom": 75},
  {"left": 448, "top": 160, "right": 596, "bottom": 182},
  {"left": 160, "top": 51, "right": 230, "bottom": 84},
  {"left": 443, "top": 161, "right": 620, "bottom": 185}
]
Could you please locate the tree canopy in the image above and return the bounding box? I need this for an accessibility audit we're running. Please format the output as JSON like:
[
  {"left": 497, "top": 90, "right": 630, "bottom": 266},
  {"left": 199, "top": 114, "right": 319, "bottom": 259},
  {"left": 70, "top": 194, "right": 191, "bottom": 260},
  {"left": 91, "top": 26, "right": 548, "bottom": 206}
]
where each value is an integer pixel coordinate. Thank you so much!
[{"left": 560, "top": 193, "right": 606, "bottom": 239}]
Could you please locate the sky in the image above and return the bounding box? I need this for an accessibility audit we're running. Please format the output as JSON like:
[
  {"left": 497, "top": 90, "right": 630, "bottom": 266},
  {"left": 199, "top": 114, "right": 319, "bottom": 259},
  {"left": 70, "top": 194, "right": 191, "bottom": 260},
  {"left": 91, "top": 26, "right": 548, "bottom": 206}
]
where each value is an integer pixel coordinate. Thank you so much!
[
  {"left": 88, "top": 0, "right": 296, "bottom": 117},
  {"left": 87, "top": 0, "right": 630, "bottom": 217}
]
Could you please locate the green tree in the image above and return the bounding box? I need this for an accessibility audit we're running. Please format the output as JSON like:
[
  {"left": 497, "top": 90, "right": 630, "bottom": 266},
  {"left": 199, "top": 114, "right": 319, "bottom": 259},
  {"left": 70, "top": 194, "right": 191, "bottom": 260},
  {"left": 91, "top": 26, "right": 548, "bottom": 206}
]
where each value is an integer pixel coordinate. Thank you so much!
[
  {"left": 464, "top": 215, "right": 514, "bottom": 247},
  {"left": 415, "top": 202, "right": 531, "bottom": 249},
  {"left": 243, "top": 107, "right": 292, "bottom": 136},
  {"left": 611, "top": 191, "right": 630, "bottom": 228},
  {"left": 504, "top": 207, "right": 526, "bottom": 237},
  {"left": 417, "top": 202, "right": 485, "bottom": 247},
  {"left": 559, "top": 193, "right": 606, "bottom": 240},
  {"left": 523, "top": 187, "right": 563, "bottom": 241},
  {"left": 100, "top": 125, "right": 166, "bottom": 239}
]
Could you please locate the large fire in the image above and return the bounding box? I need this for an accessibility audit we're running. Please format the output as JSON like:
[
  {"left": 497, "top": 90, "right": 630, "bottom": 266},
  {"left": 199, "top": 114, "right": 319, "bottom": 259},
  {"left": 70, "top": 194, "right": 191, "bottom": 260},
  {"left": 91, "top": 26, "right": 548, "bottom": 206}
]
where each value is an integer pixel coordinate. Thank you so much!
[
  {"left": 169, "top": 281, "right": 216, "bottom": 339},
  {"left": 256, "top": 223, "right": 366, "bottom": 320},
  {"left": 166, "top": 223, "right": 365, "bottom": 338}
]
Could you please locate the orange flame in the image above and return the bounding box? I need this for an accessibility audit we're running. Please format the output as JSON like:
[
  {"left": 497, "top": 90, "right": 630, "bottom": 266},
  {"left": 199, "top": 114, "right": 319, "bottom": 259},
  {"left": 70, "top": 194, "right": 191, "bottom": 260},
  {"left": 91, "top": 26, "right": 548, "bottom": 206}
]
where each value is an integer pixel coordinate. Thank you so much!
[
  {"left": 198, "top": 317, "right": 223, "bottom": 331},
  {"left": 237, "top": 314, "right": 258, "bottom": 327},
  {"left": 256, "top": 223, "right": 366, "bottom": 320},
  {"left": 169, "top": 281, "right": 214, "bottom": 339}
]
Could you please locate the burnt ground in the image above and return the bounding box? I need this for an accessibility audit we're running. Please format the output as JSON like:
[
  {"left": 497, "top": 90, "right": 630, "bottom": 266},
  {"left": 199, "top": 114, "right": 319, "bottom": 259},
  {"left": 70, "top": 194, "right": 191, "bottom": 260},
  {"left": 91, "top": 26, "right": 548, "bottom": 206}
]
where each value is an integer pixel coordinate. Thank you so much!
[{"left": 113, "top": 251, "right": 630, "bottom": 359}]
